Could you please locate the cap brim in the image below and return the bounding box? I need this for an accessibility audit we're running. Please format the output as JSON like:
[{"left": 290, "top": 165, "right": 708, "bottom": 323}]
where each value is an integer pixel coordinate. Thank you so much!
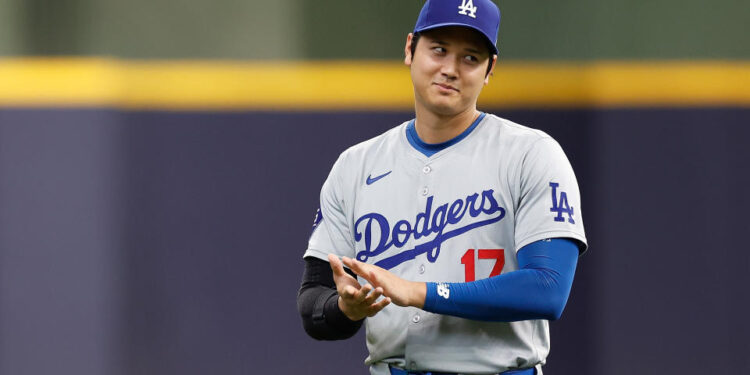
[{"left": 414, "top": 22, "right": 498, "bottom": 55}]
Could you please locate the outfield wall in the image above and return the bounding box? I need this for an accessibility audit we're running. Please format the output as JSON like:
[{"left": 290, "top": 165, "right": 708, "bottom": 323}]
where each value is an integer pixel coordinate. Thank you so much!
[{"left": 1, "top": 107, "right": 748, "bottom": 374}]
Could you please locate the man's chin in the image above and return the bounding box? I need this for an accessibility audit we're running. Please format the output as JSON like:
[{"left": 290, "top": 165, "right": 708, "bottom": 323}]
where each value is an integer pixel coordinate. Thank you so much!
[
  {"left": 415, "top": 93, "right": 468, "bottom": 116},
  {"left": 425, "top": 101, "right": 465, "bottom": 117}
]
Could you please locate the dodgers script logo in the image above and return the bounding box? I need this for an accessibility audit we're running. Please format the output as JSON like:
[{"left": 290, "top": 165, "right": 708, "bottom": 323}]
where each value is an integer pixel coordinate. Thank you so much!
[{"left": 354, "top": 189, "right": 505, "bottom": 270}]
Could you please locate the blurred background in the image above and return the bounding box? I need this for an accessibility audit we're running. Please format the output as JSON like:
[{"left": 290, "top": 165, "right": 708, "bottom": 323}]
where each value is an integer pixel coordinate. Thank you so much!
[{"left": 1, "top": 1, "right": 748, "bottom": 374}]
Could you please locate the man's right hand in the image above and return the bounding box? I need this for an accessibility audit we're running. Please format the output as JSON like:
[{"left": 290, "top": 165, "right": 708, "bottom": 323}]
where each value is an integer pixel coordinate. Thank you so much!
[{"left": 328, "top": 254, "right": 391, "bottom": 321}]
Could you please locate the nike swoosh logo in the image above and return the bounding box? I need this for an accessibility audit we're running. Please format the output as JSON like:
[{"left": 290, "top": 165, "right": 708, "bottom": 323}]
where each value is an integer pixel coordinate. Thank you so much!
[{"left": 366, "top": 171, "right": 392, "bottom": 185}]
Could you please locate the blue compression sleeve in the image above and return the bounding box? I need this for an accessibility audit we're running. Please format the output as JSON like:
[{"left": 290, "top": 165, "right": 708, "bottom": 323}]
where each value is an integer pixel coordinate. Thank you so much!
[{"left": 422, "top": 238, "right": 579, "bottom": 322}]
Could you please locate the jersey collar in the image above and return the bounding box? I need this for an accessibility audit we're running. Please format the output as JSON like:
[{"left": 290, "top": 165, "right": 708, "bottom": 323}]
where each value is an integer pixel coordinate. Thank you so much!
[{"left": 406, "top": 112, "right": 486, "bottom": 157}]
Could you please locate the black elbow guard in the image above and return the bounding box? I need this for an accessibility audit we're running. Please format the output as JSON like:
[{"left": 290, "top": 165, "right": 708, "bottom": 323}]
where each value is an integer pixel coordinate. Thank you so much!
[
  {"left": 297, "top": 257, "right": 363, "bottom": 340},
  {"left": 298, "top": 287, "right": 362, "bottom": 340}
]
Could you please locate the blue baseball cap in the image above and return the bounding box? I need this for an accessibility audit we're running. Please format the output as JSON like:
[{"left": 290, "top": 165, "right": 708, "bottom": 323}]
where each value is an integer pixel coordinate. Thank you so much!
[{"left": 413, "top": 0, "right": 501, "bottom": 55}]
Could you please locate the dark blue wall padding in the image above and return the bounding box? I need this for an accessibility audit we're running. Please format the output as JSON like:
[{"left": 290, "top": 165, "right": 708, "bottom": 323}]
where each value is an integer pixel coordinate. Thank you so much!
[{"left": 0, "top": 108, "right": 748, "bottom": 375}]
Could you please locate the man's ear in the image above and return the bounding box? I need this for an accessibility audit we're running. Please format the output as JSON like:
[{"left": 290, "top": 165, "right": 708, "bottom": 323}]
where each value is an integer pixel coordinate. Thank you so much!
[
  {"left": 484, "top": 55, "right": 498, "bottom": 85},
  {"left": 404, "top": 33, "right": 414, "bottom": 66}
]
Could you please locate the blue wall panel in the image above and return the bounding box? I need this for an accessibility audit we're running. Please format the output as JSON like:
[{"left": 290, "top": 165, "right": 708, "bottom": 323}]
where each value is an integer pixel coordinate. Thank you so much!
[{"left": 0, "top": 108, "right": 748, "bottom": 374}]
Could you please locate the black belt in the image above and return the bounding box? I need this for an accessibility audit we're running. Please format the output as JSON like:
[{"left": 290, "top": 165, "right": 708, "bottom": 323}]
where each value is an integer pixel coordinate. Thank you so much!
[{"left": 388, "top": 365, "right": 535, "bottom": 375}]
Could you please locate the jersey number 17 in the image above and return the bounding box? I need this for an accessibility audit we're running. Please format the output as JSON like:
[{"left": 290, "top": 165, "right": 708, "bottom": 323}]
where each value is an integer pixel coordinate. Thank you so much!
[{"left": 460, "top": 249, "right": 505, "bottom": 282}]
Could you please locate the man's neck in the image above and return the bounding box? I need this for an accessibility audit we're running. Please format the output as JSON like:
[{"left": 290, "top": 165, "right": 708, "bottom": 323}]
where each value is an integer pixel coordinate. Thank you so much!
[{"left": 414, "top": 106, "right": 480, "bottom": 144}]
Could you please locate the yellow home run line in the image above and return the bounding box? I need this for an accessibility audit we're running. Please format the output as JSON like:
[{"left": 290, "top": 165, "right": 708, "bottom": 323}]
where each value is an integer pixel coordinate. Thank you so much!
[{"left": 0, "top": 58, "right": 748, "bottom": 110}]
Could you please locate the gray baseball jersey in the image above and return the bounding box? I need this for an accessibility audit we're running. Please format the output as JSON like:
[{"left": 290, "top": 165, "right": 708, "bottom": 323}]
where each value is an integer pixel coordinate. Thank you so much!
[{"left": 304, "top": 113, "right": 587, "bottom": 374}]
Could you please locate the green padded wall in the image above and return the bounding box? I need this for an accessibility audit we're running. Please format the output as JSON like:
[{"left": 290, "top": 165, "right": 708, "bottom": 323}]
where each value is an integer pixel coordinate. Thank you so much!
[{"left": 1, "top": 0, "right": 748, "bottom": 59}]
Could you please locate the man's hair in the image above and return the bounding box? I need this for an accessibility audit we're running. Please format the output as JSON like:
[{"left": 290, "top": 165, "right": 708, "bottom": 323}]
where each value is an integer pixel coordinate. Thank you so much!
[{"left": 410, "top": 32, "right": 495, "bottom": 77}]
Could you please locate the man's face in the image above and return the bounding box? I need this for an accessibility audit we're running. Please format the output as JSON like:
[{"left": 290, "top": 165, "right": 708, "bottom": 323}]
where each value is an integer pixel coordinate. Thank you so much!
[{"left": 405, "top": 26, "right": 496, "bottom": 117}]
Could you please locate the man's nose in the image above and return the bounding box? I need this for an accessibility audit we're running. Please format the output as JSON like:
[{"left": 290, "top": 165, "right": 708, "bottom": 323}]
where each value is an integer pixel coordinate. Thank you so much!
[{"left": 440, "top": 56, "right": 459, "bottom": 79}]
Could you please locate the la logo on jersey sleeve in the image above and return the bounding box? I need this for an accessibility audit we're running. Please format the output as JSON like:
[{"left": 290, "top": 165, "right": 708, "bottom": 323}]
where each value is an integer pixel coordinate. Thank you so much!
[{"left": 549, "top": 182, "right": 575, "bottom": 224}]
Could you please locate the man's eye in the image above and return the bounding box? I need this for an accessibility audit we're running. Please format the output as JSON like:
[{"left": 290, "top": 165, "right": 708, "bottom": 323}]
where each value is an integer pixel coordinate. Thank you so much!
[
  {"left": 465, "top": 55, "right": 478, "bottom": 62},
  {"left": 432, "top": 47, "right": 446, "bottom": 53}
]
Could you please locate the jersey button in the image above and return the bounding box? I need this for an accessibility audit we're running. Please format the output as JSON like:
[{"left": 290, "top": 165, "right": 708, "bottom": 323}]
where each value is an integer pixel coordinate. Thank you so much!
[
  {"left": 422, "top": 165, "right": 431, "bottom": 174},
  {"left": 421, "top": 187, "right": 428, "bottom": 196},
  {"left": 418, "top": 264, "right": 425, "bottom": 274},
  {"left": 412, "top": 314, "right": 421, "bottom": 323}
]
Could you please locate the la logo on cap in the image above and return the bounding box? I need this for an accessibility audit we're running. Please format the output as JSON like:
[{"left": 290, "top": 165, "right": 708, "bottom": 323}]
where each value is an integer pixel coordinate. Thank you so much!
[{"left": 458, "top": 0, "right": 478, "bottom": 18}]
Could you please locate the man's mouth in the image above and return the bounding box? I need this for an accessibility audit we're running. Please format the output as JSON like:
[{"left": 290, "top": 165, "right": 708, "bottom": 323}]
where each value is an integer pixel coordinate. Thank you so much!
[{"left": 433, "top": 83, "right": 459, "bottom": 92}]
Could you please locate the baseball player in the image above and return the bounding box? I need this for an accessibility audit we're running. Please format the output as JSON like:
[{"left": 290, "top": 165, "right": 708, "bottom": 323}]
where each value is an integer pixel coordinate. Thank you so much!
[{"left": 297, "top": 1, "right": 587, "bottom": 374}]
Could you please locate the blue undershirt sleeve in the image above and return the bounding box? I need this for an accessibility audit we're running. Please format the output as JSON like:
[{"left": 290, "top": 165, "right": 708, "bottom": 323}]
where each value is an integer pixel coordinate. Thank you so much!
[{"left": 422, "top": 238, "right": 579, "bottom": 322}]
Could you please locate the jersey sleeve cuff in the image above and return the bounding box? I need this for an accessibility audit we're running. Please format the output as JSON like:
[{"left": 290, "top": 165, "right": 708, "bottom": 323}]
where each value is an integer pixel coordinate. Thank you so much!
[
  {"left": 304, "top": 247, "right": 357, "bottom": 262},
  {"left": 303, "top": 248, "right": 334, "bottom": 261},
  {"left": 516, "top": 231, "right": 588, "bottom": 255}
]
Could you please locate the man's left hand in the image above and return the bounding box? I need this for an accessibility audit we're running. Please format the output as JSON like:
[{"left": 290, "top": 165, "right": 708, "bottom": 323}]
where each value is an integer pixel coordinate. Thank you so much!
[{"left": 342, "top": 257, "right": 426, "bottom": 308}]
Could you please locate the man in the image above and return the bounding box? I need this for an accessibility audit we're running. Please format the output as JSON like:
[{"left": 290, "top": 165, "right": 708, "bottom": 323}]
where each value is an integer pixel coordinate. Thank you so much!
[{"left": 298, "top": 1, "right": 587, "bottom": 374}]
